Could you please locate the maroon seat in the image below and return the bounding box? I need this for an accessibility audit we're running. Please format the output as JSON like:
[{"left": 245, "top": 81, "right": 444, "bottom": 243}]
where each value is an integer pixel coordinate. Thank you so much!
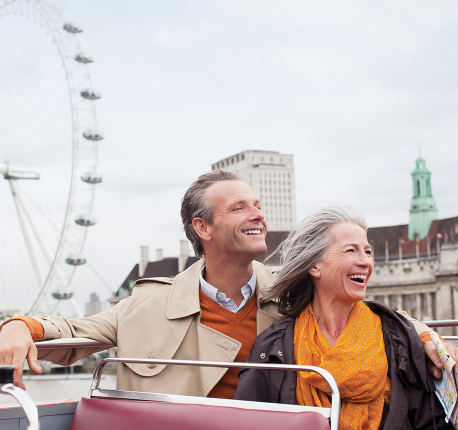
[{"left": 69, "top": 397, "right": 330, "bottom": 430}]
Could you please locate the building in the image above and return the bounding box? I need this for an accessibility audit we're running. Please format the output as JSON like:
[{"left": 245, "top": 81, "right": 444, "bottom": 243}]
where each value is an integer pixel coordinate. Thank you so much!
[
  {"left": 408, "top": 155, "right": 439, "bottom": 240},
  {"left": 365, "top": 155, "right": 458, "bottom": 334},
  {"left": 110, "top": 240, "right": 198, "bottom": 305},
  {"left": 212, "top": 150, "right": 296, "bottom": 231}
]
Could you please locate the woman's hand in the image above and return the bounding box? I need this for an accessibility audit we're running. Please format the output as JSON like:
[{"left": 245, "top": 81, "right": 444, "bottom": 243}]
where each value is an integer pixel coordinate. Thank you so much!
[{"left": 424, "top": 340, "right": 458, "bottom": 379}]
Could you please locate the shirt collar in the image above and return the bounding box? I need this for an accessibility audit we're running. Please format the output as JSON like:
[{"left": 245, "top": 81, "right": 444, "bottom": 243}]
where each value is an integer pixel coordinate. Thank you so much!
[{"left": 199, "top": 266, "right": 256, "bottom": 311}]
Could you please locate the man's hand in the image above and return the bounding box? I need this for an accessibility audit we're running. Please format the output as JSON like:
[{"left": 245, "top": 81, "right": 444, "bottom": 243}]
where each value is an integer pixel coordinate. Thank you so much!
[
  {"left": 424, "top": 340, "right": 458, "bottom": 379},
  {"left": 0, "top": 321, "right": 41, "bottom": 389}
]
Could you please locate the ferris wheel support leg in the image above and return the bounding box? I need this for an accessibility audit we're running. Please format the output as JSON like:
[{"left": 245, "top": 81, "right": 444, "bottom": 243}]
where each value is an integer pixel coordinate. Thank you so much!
[
  {"left": 8, "top": 179, "right": 44, "bottom": 287},
  {"left": 69, "top": 296, "right": 84, "bottom": 318},
  {"left": 9, "top": 179, "right": 54, "bottom": 264}
]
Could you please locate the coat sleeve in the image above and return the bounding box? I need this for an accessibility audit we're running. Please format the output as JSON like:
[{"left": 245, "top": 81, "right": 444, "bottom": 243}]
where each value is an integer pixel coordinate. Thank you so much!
[
  {"left": 397, "top": 310, "right": 431, "bottom": 336},
  {"left": 35, "top": 296, "right": 132, "bottom": 365}
]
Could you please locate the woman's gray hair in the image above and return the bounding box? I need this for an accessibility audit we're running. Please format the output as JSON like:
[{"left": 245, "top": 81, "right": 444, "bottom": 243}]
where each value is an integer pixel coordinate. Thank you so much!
[
  {"left": 181, "top": 170, "right": 239, "bottom": 258},
  {"left": 265, "top": 206, "right": 367, "bottom": 316}
]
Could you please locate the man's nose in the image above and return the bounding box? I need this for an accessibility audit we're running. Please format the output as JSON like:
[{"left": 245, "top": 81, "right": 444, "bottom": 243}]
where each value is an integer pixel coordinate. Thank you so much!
[{"left": 249, "top": 206, "right": 265, "bottom": 221}]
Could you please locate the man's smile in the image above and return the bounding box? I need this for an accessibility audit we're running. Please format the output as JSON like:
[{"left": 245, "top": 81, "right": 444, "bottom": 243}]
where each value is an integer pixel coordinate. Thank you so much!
[{"left": 242, "top": 229, "right": 262, "bottom": 235}]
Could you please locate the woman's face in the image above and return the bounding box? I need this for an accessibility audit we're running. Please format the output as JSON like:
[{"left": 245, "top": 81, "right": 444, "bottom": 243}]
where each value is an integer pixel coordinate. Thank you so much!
[{"left": 312, "top": 222, "right": 374, "bottom": 306}]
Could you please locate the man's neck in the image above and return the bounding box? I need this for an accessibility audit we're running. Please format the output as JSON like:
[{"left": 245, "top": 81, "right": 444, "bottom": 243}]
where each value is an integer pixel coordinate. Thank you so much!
[{"left": 203, "top": 259, "right": 254, "bottom": 306}]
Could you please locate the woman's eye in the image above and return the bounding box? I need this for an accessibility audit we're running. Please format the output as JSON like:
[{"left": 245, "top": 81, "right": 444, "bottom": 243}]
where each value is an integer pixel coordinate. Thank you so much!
[{"left": 346, "top": 249, "right": 355, "bottom": 253}]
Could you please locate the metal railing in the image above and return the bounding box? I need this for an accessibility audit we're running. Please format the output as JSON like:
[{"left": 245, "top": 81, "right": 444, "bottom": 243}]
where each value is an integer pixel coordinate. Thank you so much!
[
  {"left": 0, "top": 365, "right": 40, "bottom": 430},
  {"left": 421, "top": 320, "right": 458, "bottom": 341},
  {"left": 91, "top": 357, "right": 341, "bottom": 430},
  {"left": 35, "top": 338, "right": 112, "bottom": 349},
  {"left": 34, "top": 339, "right": 341, "bottom": 430}
]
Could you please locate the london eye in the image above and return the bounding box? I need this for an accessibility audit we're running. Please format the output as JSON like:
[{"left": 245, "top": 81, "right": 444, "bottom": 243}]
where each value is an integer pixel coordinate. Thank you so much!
[{"left": 0, "top": 0, "right": 102, "bottom": 316}]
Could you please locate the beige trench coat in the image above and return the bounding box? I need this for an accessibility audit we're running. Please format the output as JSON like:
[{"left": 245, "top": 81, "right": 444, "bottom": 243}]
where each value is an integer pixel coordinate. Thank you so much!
[{"left": 37, "top": 259, "right": 283, "bottom": 396}]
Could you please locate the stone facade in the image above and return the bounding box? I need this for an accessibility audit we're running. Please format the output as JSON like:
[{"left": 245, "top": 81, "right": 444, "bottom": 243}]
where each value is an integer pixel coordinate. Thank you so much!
[{"left": 367, "top": 243, "right": 458, "bottom": 335}]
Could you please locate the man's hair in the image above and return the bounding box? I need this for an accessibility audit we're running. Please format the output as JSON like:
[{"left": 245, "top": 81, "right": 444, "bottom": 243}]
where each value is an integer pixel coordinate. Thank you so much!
[
  {"left": 181, "top": 170, "right": 239, "bottom": 257},
  {"left": 264, "top": 206, "right": 367, "bottom": 316}
]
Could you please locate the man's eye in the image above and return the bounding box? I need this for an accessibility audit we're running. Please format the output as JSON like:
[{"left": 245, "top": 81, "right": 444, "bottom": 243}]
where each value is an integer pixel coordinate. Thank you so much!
[{"left": 365, "top": 250, "right": 372, "bottom": 256}]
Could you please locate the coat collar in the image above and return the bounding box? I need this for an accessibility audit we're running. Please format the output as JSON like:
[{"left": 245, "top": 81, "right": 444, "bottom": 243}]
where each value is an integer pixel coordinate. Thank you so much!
[{"left": 166, "top": 259, "right": 275, "bottom": 320}]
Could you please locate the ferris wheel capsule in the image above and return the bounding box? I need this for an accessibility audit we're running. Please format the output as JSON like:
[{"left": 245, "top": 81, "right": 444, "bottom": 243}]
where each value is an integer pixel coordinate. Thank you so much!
[
  {"left": 65, "top": 255, "right": 87, "bottom": 266},
  {"left": 81, "top": 172, "right": 102, "bottom": 184},
  {"left": 74, "top": 52, "right": 94, "bottom": 64},
  {"left": 75, "top": 215, "right": 97, "bottom": 226},
  {"left": 51, "top": 290, "right": 74, "bottom": 300},
  {"left": 63, "top": 23, "right": 83, "bottom": 34},
  {"left": 80, "top": 89, "right": 101, "bottom": 100},
  {"left": 83, "top": 129, "right": 104, "bottom": 141}
]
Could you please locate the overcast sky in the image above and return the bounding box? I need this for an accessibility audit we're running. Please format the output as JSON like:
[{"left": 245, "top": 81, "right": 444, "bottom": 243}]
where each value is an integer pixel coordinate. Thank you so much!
[{"left": 1, "top": 0, "right": 457, "bottom": 312}]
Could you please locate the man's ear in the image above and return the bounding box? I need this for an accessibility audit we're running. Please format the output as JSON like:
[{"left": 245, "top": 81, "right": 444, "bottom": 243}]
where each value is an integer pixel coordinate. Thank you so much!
[{"left": 192, "top": 218, "right": 211, "bottom": 243}]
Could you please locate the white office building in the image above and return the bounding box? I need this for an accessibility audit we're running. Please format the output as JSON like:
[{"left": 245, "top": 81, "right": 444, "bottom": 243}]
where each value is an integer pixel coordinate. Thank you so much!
[{"left": 211, "top": 150, "right": 296, "bottom": 231}]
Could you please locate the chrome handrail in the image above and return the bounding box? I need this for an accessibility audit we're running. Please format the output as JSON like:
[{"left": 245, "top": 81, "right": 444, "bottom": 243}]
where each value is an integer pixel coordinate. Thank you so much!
[
  {"left": 91, "top": 357, "right": 341, "bottom": 430},
  {"left": 422, "top": 319, "right": 458, "bottom": 328},
  {"left": 0, "top": 365, "right": 40, "bottom": 430},
  {"left": 35, "top": 338, "right": 112, "bottom": 349}
]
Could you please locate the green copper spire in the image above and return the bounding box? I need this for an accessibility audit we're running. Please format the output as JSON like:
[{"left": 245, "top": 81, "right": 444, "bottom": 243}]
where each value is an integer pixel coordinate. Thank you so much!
[{"left": 408, "top": 154, "right": 438, "bottom": 240}]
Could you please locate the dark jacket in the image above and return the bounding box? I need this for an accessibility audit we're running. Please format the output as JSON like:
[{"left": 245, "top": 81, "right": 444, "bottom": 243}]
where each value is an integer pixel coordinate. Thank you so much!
[{"left": 234, "top": 301, "right": 452, "bottom": 430}]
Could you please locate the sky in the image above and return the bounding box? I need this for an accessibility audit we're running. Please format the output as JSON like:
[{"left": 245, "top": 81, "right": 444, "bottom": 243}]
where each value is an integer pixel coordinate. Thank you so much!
[{"left": 1, "top": 0, "right": 457, "bottom": 313}]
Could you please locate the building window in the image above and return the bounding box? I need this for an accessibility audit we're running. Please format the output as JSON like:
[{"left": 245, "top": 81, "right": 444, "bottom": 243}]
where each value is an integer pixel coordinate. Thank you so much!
[{"left": 242, "top": 154, "right": 245, "bottom": 160}]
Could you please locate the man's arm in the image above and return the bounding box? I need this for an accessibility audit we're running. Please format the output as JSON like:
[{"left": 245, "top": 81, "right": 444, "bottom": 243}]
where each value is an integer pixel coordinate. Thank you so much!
[
  {"left": 0, "top": 297, "right": 132, "bottom": 388},
  {"left": 400, "top": 310, "right": 458, "bottom": 378}
]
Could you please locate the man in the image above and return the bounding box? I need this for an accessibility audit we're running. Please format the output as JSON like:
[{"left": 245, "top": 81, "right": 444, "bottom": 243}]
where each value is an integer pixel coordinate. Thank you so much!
[{"left": 0, "top": 170, "right": 452, "bottom": 397}]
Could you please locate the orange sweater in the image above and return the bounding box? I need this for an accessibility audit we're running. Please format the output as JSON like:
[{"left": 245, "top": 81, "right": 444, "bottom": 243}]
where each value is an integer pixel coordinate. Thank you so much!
[
  {"left": 0, "top": 317, "right": 44, "bottom": 341},
  {"left": 199, "top": 290, "right": 258, "bottom": 399}
]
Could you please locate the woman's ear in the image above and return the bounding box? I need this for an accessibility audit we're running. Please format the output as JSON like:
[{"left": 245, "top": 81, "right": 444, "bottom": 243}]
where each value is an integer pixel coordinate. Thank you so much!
[
  {"left": 309, "top": 265, "right": 320, "bottom": 279},
  {"left": 192, "top": 218, "right": 211, "bottom": 243}
]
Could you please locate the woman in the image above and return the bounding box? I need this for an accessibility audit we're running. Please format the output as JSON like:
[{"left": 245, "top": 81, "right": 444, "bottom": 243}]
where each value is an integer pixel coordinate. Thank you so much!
[{"left": 234, "top": 206, "right": 451, "bottom": 430}]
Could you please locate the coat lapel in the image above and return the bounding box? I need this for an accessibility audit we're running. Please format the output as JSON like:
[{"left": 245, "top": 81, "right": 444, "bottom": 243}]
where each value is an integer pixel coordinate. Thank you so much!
[{"left": 123, "top": 259, "right": 282, "bottom": 393}]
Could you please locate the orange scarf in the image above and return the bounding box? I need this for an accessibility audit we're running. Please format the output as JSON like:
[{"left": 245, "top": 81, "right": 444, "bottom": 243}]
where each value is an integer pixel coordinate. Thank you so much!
[{"left": 294, "top": 301, "right": 390, "bottom": 430}]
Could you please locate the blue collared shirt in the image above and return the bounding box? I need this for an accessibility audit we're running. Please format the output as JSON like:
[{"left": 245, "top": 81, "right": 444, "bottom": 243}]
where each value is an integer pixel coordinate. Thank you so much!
[{"left": 199, "top": 267, "right": 256, "bottom": 313}]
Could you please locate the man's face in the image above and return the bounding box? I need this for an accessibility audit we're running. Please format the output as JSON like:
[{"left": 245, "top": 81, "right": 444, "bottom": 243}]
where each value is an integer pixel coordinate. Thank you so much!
[{"left": 204, "top": 180, "right": 267, "bottom": 261}]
